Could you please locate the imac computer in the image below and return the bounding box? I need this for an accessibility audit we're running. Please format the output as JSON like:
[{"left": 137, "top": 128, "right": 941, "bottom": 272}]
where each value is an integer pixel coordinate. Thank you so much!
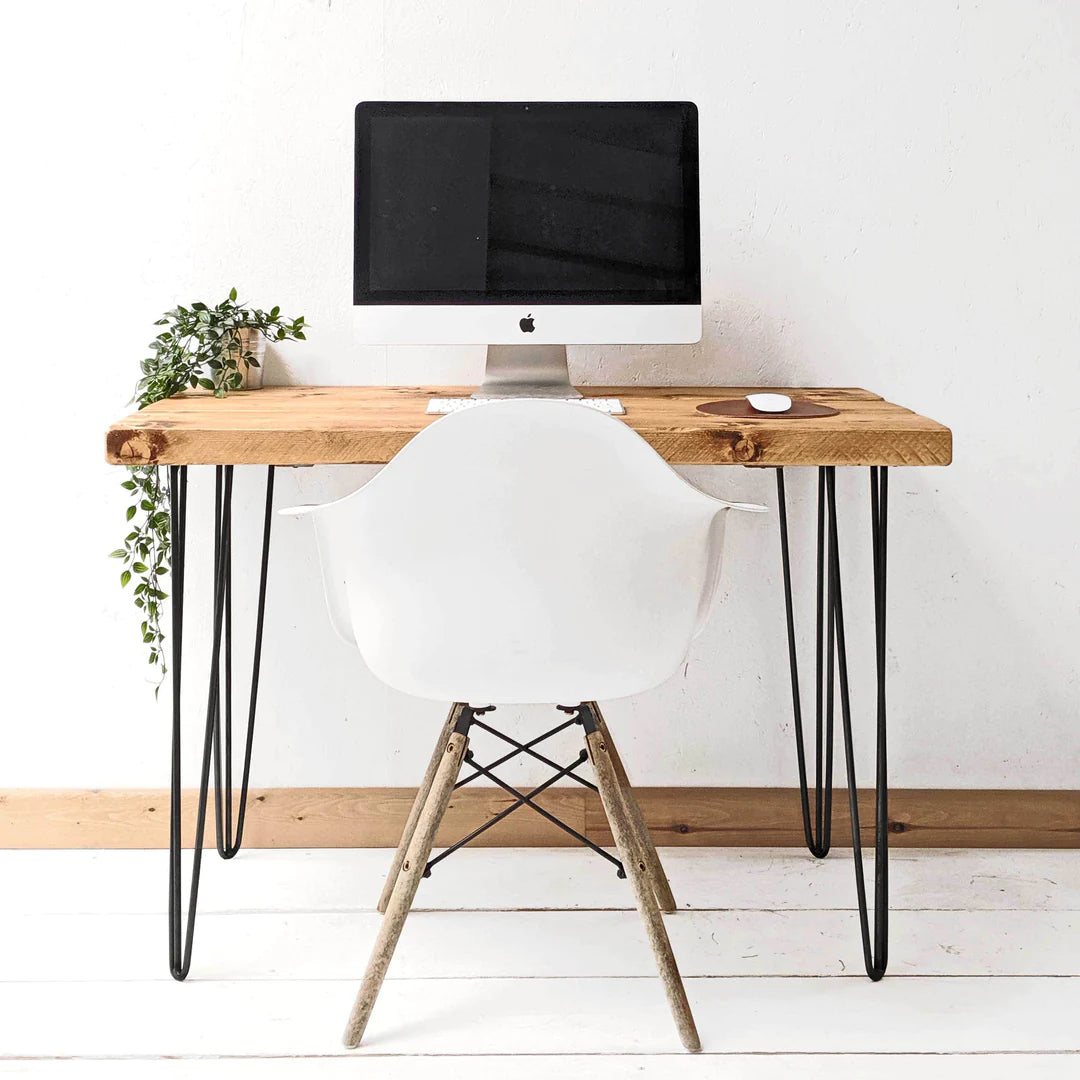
[{"left": 353, "top": 101, "right": 700, "bottom": 402}]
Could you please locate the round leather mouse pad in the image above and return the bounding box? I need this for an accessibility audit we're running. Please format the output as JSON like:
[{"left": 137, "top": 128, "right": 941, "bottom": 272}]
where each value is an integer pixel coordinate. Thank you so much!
[{"left": 696, "top": 399, "right": 840, "bottom": 419}]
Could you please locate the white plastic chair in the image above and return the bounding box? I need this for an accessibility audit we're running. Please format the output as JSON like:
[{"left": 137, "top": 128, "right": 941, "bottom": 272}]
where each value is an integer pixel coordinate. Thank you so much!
[{"left": 282, "top": 399, "right": 765, "bottom": 1051}]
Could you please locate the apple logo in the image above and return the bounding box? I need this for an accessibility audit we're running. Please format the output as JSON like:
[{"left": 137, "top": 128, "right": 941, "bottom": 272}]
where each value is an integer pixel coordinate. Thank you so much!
[{"left": 519, "top": 313, "right": 535, "bottom": 333}]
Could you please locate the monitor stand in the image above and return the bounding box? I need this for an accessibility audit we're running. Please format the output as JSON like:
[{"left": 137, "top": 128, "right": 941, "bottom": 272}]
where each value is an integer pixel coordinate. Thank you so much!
[{"left": 471, "top": 345, "right": 582, "bottom": 399}]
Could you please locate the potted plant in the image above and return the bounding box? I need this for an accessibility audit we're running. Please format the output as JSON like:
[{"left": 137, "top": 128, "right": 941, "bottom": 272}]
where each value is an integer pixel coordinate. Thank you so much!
[{"left": 111, "top": 289, "right": 306, "bottom": 685}]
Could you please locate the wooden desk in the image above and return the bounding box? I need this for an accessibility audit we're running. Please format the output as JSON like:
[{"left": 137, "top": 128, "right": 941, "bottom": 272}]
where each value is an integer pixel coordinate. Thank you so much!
[
  {"left": 103, "top": 384, "right": 951, "bottom": 984},
  {"left": 105, "top": 385, "right": 951, "bottom": 467}
]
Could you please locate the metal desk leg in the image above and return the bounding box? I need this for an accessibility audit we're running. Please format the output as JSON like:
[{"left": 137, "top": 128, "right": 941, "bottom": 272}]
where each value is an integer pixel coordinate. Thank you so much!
[
  {"left": 776, "top": 465, "right": 889, "bottom": 981},
  {"left": 167, "top": 465, "right": 275, "bottom": 980}
]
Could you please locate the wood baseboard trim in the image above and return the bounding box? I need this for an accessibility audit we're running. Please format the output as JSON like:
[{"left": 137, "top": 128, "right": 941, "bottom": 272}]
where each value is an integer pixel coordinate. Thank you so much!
[{"left": 2, "top": 787, "right": 1077, "bottom": 850}]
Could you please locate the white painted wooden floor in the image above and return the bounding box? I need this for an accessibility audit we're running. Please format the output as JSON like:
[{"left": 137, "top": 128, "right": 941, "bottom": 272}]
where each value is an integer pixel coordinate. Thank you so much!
[{"left": 0, "top": 848, "right": 1077, "bottom": 1077}]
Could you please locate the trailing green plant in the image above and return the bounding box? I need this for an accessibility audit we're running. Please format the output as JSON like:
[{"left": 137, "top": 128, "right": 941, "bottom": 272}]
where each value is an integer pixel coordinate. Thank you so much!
[{"left": 111, "top": 289, "right": 306, "bottom": 687}]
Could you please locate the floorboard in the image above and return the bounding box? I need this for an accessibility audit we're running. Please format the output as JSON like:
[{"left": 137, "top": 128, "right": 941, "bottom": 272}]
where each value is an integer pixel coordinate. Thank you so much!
[
  {"left": 1, "top": 1058, "right": 1079, "bottom": 1079},
  {"left": 2, "top": 848, "right": 1076, "bottom": 915},
  {"left": 1, "top": 977, "right": 1078, "bottom": 1056},
  {"left": 2, "top": 908, "right": 1075, "bottom": 981},
  {"left": 0, "top": 848, "right": 1076, "bottom": 1071}
]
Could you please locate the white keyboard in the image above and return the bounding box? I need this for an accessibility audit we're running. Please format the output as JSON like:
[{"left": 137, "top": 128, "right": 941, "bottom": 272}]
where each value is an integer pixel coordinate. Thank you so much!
[{"left": 427, "top": 397, "right": 624, "bottom": 415}]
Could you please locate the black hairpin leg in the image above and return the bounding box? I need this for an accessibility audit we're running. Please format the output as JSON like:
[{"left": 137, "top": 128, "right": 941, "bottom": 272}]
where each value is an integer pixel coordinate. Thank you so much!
[
  {"left": 776, "top": 464, "right": 889, "bottom": 981},
  {"left": 776, "top": 466, "right": 834, "bottom": 858},
  {"left": 168, "top": 464, "right": 275, "bottom": 980}
]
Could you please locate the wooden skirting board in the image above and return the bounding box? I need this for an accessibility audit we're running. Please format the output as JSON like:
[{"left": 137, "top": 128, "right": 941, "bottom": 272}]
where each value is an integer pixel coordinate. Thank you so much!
[{"left": 2, "top": 787, "right": 1076, "bottom": 849}]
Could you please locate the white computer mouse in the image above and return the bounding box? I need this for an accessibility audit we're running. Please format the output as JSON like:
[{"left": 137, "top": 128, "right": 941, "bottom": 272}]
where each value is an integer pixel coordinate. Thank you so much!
[{"left": 746, "top": 392, "right": 793, "bottom": 413}]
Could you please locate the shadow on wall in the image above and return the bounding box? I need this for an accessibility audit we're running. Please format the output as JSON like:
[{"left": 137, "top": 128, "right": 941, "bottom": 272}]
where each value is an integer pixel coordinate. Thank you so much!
[{"left": 573, "top": 237, "right": 877, "bottom": 389}]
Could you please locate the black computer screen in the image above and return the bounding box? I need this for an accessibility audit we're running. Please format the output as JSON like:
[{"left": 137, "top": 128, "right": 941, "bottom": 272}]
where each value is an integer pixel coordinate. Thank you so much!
[{"left": 354, "top": 102, "right": 700, "bottom": 305}]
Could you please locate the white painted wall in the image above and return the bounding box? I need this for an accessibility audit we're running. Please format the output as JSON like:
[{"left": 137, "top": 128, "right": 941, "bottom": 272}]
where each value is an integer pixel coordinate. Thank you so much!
[{"left": 2, "top": 0, "right": 1077, "bottom": 792}]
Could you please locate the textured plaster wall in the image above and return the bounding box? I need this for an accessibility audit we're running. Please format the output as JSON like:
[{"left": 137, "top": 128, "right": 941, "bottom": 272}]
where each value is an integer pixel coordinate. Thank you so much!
[{"left": 2, "top": 0, "right": 1077, "bottom": 790}]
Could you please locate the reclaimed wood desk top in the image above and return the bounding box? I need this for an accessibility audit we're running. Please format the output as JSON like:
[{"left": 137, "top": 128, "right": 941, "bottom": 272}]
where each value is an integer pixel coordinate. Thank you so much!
[{"left": 105, "top": 385, "right": 952, "bottom": 467}]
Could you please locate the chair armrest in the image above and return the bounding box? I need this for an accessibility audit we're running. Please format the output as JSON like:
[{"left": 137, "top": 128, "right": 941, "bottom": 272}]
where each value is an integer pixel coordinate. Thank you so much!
[
  {"left": 278, "top": 483, "right": 372, "bottom": 517},
  {"left": 713, "top": 500, "right": 769, "bottom": 513},
  {"left": 278, "top": 503, "right": 324, "bottom": 517}
]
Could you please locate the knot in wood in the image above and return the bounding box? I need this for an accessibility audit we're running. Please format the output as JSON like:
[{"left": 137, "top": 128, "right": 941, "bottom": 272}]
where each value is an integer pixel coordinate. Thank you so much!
[{"left": 733, "top": 435, "right": 762, "bottom": 463}]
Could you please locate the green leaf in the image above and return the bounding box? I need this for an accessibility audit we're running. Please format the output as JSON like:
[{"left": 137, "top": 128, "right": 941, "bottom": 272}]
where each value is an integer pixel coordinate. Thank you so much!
[
  {"left": 294, "top": 330, "right": 305, "bottom": 340},
  {"left": 121, "top": 294, "right": 307, "bottom": 686}
]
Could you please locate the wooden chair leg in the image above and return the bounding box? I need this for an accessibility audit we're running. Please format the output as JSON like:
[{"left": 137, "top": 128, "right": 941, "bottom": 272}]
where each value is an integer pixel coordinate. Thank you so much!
[
  {"left": 586, "top": 728, "right": 701, "bottom": 1053},
  {"left": 590, "top": 703, "right": 677, "bottom": 913},
  {"left": 343, "top": 719, "right": 470, "bottom": 1048},
  {"left": 376, "top": 704, "right": 461, "bottom": 913}
]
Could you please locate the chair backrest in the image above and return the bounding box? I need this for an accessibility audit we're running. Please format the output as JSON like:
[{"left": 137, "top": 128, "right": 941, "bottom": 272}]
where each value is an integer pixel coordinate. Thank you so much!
[{"left": 284, "top": 400, "right": 764, "bottom": 704}]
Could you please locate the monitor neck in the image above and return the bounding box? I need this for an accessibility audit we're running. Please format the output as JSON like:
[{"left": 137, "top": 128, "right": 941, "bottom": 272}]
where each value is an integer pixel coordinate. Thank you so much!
[{"left": 471, "top": 345, "right": 582, "bottom": 400}]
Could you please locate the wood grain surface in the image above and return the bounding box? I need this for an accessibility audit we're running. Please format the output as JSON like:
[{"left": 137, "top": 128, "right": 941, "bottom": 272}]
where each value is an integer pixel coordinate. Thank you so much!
[
  {"left": 105, "top": 385, "right": 952, "bottom": 467},
  {"left": 3, "top": 787, "right": 1073, "bottom": 849}
]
